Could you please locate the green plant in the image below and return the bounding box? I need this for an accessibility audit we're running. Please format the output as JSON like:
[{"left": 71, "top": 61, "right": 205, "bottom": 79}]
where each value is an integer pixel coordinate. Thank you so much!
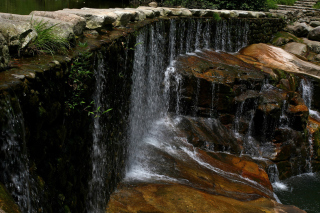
[
  {"left": 78, "top": 41, "right": 88, "bottom": 48},
  {"left": 29, "top": 17, "right": 70, "bottom": 55},
  {"left": 87, "top": 104, "right": 112, "bottom": 118},
  {"left": 65, "top": 51, "right": 93, "bottom": 114},
  {"left": 314, "top": 1, "right": 320, "bottom": 9},
  {"left": 213, "top": 12, "right": 221, "bottom": 21}
]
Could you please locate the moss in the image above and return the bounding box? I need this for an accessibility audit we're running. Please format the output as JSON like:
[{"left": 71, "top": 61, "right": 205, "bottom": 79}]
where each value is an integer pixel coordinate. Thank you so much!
[
  {"left": 271, "top": 31, "right": 303, "bottom": 45},
  {"left": 0, "top": 183, "right": 20, "bottom": 213}
]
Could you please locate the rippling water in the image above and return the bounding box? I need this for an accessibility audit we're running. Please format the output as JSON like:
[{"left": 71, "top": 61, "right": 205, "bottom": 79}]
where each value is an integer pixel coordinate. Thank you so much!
[{"left": 274, "top": 173, "right": 320, "bottom": 213}]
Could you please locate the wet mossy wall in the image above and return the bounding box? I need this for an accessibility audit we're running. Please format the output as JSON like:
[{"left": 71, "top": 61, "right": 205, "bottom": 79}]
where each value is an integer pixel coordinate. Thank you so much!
[
  {"left": 0, "top": 17, "right": 286, "bottom": 212},
  {"left": 248, "top": 18, "right": 286, "bottom": 44}
]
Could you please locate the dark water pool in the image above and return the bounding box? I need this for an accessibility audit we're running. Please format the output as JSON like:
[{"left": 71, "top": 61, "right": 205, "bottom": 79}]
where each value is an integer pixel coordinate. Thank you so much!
[
  {"left": 0, "top": 0, "right": 129, "bottom": 15},
  {"left": 274, "top": 172, "right": 320, "bottom": 213}
]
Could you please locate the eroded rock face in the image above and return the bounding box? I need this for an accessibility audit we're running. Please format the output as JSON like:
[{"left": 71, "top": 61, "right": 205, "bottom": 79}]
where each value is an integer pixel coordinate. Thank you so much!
[
  {"left": 0, "top": 183, "right": 20, "bottom": 213},
  {"left": 0, "top": 33, "right": 9, "bottom": 70}
]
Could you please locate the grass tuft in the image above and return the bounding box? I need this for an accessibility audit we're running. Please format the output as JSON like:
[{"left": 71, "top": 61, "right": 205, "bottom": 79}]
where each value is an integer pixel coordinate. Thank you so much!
[{"left": 29, "top": 17, "right": 70, "bottom": 55}]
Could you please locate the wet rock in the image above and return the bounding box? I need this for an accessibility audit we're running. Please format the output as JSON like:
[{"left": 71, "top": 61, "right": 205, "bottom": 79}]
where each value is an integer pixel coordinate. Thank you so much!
[
  {"left": 30, "top": 11, "right": 86, "bottom": 36},
  {"left": 0, "top": 33, "right": 9, "bottom": 70},
  {"left": 0, "top": 183, "right": 20, "bottom": 213},
  {"left": 284, "top": 42, "right": 307, "bottom": 57},
  {"left": 287, "top": 22, "right": 312, "bottom": 37},
  {"left": 308, "top": 26, "right": 320, "bottom": 42},
  {"left": 107, "top": 148, "right": 306, "bottom": 212},
  {"left": 0, "top": 17, "right": 37, "bottom": 54}
]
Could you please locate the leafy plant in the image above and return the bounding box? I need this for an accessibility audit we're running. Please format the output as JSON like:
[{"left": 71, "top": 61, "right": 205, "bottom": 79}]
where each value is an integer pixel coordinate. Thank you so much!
[
  {"left": 213, "top": 12, "right": 221, "bottom": 21},
  {"left": 314, "top": 1, "right": 320, "bottom": 9},
  {"left": 87, "top": 104, "right": 113, "bottom": 118},
  {"left": 65, "top": 51, "right": 93, "bottom": 114},
  {"left": 78, "top": 41, "right": 88, "bottom": 48},
  {"left": 29, "top": 17, "right": 70, "bottom": 55}
]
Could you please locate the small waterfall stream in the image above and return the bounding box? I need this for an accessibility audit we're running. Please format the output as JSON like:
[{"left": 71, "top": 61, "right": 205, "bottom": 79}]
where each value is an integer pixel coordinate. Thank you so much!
[{"left": 0, "top": 93, "right": 31, "bottom": 212}]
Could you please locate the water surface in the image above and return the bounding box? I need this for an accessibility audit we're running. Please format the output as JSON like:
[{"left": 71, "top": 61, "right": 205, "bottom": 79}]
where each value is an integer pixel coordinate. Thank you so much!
[
  {"left": 274, "top": 173, "right": 320, "bottom": 213},
  {"left": 0, "top": 0, "right": 129, "bottom": 15}
]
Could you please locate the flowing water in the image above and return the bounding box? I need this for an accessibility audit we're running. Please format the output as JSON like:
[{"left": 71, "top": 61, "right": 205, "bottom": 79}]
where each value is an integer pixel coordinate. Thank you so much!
[
  {"left": 125, "top": 18, "right": 250, "bottom": 181},
  {"left": 0, "top": 94, "right": 31, "bottom": 212}
]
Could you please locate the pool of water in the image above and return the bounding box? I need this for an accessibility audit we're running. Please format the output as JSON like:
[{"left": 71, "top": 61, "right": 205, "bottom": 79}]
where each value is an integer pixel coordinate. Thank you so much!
[
  {"left": 0, "top": 0, "right": 129, "bottom": 15},
  {"left": 274, "top": 172, "right": 320, "bottom": 213}
]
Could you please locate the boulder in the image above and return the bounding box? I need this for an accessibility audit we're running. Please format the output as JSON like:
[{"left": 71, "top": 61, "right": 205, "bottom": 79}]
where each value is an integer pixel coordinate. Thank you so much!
[
  {"left": 308, "top": 26, "right": 320, "bottom": 41},
  {"left": 149, "top": 2, "right": 157, "bottom": 8},
  {"left": 239, "top": 43, "right": 320, "bottom": 79},
  {"left": 302, "top": 38, "right": 320, "bottom": 54},
  {"left": 0, "top": 33, "right": 9, "bottom": 70},
  {"left": 0, "top": 13, "right": 74, "bottom": 41},
  {"left": 136, "top": 6, "right": 161, "bottom": 17},
  {"left": 283, "top": 42, "right": 307, "bottom": 57},
  {"left": 287, "top": 22, "right": 313, "bottom": 37},
  {"left": 310, "top": 21, "right": 320, "bottom": 27},
  {"left": 30, "top": 11, "right": 86, "bottom": 36},
  {"left": 62, "top": 9, "right": 117, "bottom": 29},
  {"left": 0, "top": 17, "right": 37, "bottom": 53}
]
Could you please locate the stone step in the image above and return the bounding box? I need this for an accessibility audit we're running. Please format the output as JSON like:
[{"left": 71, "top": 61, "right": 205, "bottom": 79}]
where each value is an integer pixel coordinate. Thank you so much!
[{"left": 277, "top": 5, "right": 320, "bottom": 11}]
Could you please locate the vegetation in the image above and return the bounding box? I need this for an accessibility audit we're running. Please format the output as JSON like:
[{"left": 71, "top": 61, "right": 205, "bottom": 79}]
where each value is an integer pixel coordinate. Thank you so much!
[
  {"left": 29, "top": 17, "right": 70, "bottom": 55},
  {"left": 133, "top": 0, "right": 297, "bottom": 10},
  {"left": 314, "top": 1, "right": 320, "bottom": 9},
  {"left": 65, "top": 51, "right": 93, "bottom": 114}
]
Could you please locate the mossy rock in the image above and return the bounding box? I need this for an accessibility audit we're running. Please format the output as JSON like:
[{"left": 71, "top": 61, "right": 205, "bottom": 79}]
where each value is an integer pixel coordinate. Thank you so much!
[
  {"left": 0, "top": 183, "right": 20, "bottom": 213},
  {"left": 271, "top": 31, "right": 303, "bottom": 46}
]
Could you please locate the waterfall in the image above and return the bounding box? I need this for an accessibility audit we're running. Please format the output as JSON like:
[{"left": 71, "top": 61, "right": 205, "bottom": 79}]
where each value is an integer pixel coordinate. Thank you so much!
[
  {"left": 87, "top": 53, "right": 107, "bottom": 213},
  {"left": 0, "top": 93, "right": 31, "bottom": 212},
  {"left": 300, "top": 78, "right": 314, "bottom": 173},
  {"left": 125, "top": 18, "right": 250, "bottom": 179}
]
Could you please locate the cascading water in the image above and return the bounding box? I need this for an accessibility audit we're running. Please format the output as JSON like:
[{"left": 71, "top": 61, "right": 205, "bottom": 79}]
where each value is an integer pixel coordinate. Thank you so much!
[
  {"left": 300, "top": 78, "right": 315, "bottom": 173},
  {"left": 123, "top": 18, "right": 278, "bottom": 202},
  {"left": 0, "top": 93, "right": 31, "bottom": 212},
  {"left": 87, "top": 53, "right": 108, "bottom": 213}
]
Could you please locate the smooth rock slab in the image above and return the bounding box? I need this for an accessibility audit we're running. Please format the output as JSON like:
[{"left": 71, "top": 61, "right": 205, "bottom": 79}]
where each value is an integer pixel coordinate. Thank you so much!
[
  {"left": 30, "top": 11, "right": 86, "bottom": 36},
  {"left": 284, "top": 42, "right": 307, "bottom": 56},
  {"left": 239, "top": 43, "right": 320, "bottom": 79},
  {"left": 0, "top": 33, "right": 9, "bottom": 70}
]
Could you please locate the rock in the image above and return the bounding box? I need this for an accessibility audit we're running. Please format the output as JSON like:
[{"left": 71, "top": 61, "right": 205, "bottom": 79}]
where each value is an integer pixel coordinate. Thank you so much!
[
  {"left": 113, "top": 10, "right": 135, "bottom": 27},
  {"left": 62, "top": 9, "right": 117, "bottom": 29},
  {"left": 0, "top": 17, "right": 37, "bottom": 53},
  {"left": 302, "top": 38, "right": 320, "bottom": 54},
  {"left": 0, "top": 13, "right": 74, "bottom": 42},
  {"left": 0, "top": 183, "right": 21, "bottom": 212},
  {"left": 149, "top": 2, "right": 157, "bottom": 8},
  {"left": 30, "top": 11, "right": 86, "bottom": 36},
  {"left": 83, "top": 30, "right": 99, "bottom": 38},
  {"left": 0, "top": 33, "right": 9, "bottom": 70},
  {"left": 283, "top": 42, "right": 307, "bottom": 57},
  {"left": 189, "top": 9, "right": 201, "bottom": 16},
  {"left": 314, "top": 54, "right": 320, "bottom": 61},
  {"left": 287, "top": 22, "right": 313, "bottom": 37},
  {"left": 239, "top": 43, "right": 320, "bottom": 79},
  {"left": 271, "top": 31, "right": 301, "bottom": 46},
  {"left": 308, "top": 26, "right": 320, "bottom": 41},
  {"left": 137, "top": 6, "right": 161, "bottom": 17},
  {"left": 310, "top": 21, "right": 320, "bottom": 27}
]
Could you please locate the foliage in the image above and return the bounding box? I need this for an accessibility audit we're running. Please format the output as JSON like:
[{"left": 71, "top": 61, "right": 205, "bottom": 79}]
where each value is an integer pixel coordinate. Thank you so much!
[
  {"left": 314, "top": 1, "right": 320, "bottom": 9},
  {"left": 145, "top": 0, "right": 296, "bottom": 10},
  {"left": 65, "top": 51, "right": 93, "bottom": 114},
  {"left": 29, "top": 17, "right": 70, "bottom": 55},
  {"left": 213, "top": 12, "right": 221, "bottom": 21}
]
